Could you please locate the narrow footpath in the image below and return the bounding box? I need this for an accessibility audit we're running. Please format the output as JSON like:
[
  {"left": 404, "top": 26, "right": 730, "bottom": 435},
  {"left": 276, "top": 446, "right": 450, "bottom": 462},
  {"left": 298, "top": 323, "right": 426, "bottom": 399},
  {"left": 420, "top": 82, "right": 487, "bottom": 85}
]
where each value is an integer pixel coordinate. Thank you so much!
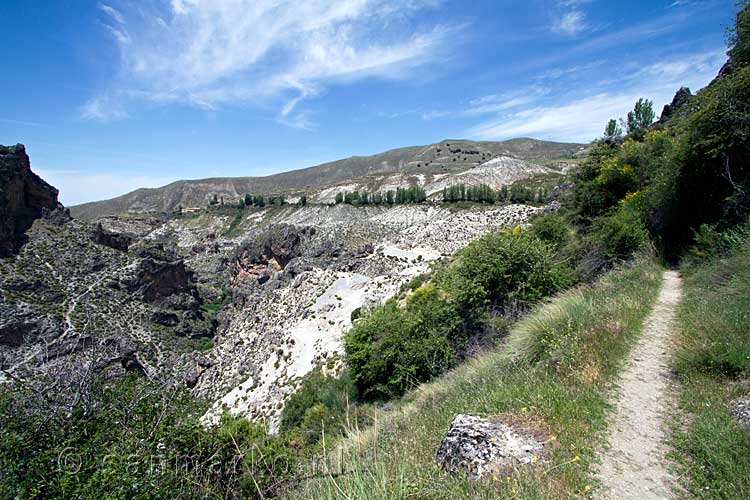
[{"left": 597, "top": 270, "right": 683, "bottom": 500}]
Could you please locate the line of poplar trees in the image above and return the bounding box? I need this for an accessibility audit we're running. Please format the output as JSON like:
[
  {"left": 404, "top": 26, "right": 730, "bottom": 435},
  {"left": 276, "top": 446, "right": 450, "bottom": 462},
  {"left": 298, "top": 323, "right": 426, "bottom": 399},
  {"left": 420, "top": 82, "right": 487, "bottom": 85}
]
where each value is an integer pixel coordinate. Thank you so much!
[
  {"left": 334, "top": 186, "right": 427, "bottom": 205},
  {"left": 442, "top": 183, "right": 549, "bottom": 204}
]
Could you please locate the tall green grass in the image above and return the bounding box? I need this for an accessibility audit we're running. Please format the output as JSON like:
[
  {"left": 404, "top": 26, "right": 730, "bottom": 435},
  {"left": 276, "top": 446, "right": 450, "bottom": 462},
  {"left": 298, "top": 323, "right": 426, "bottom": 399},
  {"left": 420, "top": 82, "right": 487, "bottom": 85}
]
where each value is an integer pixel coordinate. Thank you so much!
[
  {"left": 672, "top": 236, "right": 750, "bottom": 499},
  {"left": 286, "top": 258, "right": 662, "bottom": 499}
]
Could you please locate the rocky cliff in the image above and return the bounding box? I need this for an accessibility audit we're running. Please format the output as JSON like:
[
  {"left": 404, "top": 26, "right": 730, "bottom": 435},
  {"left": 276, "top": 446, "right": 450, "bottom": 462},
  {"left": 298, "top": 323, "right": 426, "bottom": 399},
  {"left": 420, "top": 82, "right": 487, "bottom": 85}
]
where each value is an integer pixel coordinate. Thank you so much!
[{"left": 0, "top": 144, "right": 67, "bottom": 256}]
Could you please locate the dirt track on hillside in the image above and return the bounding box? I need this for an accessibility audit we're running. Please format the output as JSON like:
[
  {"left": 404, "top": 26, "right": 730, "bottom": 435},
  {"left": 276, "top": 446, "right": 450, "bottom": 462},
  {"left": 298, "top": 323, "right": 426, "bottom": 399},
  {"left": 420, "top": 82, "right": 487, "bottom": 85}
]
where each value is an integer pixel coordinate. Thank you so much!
[{"left": 596, "top": 270, "right": 682, "bottom": 500}]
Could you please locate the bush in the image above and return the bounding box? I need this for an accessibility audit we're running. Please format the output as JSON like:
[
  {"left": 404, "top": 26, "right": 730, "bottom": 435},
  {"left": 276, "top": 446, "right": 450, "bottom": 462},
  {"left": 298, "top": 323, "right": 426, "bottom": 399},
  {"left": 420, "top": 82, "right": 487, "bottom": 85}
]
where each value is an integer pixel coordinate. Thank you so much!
[
  {"left": 530, "top": 212, "right": 570, "bottom": 250},
  {"left": 590, "top": 209, "right": 648, "bottom": 260},
  {"left": 439, "top": 229, "right": 571, "bottom": 313},
  {"left": 345, "top": 229, "right": 570, "bottom": 400},
  {"left": 345, "top": 285, "right": 463, "bottom": 399},
  {"left": 280, "top": 369, "right": 364, "bottom": 445},
  {"left": 0, "top": 375, "right": 294, "bottom": 499}
]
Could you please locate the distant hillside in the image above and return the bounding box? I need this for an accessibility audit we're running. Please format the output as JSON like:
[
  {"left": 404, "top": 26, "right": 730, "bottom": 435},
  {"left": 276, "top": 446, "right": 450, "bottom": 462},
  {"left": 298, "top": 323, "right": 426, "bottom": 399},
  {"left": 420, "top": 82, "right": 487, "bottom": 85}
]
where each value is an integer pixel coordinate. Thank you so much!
[{"left": 70, "top": 138, "right": 586, "bottom": 219}]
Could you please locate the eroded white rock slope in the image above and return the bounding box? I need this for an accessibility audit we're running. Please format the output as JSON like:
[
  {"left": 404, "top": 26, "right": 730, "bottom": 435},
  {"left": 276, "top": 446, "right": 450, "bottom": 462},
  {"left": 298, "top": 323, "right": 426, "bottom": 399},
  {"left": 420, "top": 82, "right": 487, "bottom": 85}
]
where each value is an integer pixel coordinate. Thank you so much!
[{"left": 178, "top": 204, "right": 538, "bottom": 431}]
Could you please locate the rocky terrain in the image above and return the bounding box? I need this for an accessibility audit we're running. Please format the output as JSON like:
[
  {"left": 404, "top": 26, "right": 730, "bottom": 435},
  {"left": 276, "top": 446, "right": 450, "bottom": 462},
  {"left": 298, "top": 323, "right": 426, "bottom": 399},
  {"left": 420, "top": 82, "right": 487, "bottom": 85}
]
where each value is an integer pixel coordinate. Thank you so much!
[
  {"left": 0, "top": 144, "right": 68, "bottom": 257},
  {"left": 70, "top": 138, "right": 585, "bottom": 219},
  {"left": 1, "top": 142, "right": 568, "bottom": 431}
]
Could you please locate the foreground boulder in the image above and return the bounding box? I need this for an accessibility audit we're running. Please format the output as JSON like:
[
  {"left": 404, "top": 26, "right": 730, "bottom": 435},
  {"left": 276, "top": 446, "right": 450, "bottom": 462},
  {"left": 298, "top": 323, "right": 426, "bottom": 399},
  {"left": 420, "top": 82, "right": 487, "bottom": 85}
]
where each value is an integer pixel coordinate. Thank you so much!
[
  {"left": 0, "top": 144, "right": 67, "bottom": 257},
  {"left": 435, "top": 414, "right": 548, "bottom": 479}
]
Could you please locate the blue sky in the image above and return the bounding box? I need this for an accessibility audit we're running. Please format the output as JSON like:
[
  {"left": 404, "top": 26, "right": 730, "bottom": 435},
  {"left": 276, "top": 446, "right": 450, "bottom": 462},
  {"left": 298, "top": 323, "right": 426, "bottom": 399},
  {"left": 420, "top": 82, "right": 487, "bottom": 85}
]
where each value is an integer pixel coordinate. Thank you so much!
[{"left": 0, "top": 0, "right": 737, "bottom": 205}]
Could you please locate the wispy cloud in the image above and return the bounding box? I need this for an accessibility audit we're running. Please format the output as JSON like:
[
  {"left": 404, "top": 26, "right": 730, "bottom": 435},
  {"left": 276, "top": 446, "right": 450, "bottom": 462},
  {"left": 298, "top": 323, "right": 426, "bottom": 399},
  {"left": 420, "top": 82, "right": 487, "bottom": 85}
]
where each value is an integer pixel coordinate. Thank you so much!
[
  {"left": 420, "top": 86, "right": 549, "bottom": 120},
  {"left": 0, "top": 118, "right": 50, "bottom": 128},
  {"left": 466, "top": 49, "right": 725, "bottom": 142},
  {"left": 553, "top": 9, "right": 588, "bottom": 36},
  {"left": 85, "top": 0, "right": 460, "bottom": 127},
  {"left": 551, "top": 0, "right": 593, "bottom": 37}
]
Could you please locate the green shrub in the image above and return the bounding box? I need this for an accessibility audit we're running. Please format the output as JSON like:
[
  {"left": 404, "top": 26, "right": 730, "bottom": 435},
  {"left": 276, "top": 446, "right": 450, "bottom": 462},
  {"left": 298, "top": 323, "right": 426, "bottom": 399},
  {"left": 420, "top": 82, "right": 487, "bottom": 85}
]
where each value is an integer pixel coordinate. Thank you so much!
[
  {"left": 530, "top": 212, "right": 570, "bottom": 250},
  {"left": 0, "top": 375, "right": 294, "bottom": 499},
  {"left": 345, "top": 285, "right": 463, "bottom": 399},
  {"left": 590, "top": 209, "right": 648, "bottom": 260},
  {"left": 345, "top": 229, "right": 570, "bottom": 400},
  {"left": 280, "top": 369, "right": 363, "bottom": 445},
  {"left": 439, "top": 229, "right": 571, "bottom": 313}
]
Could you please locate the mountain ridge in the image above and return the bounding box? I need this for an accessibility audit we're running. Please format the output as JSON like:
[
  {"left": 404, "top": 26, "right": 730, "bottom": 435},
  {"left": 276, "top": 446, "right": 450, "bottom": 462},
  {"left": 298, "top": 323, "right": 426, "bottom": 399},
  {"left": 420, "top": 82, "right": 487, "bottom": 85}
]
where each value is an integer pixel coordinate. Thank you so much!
[{"left": 70, "top": 138, "right": 586, "bottom": 219}]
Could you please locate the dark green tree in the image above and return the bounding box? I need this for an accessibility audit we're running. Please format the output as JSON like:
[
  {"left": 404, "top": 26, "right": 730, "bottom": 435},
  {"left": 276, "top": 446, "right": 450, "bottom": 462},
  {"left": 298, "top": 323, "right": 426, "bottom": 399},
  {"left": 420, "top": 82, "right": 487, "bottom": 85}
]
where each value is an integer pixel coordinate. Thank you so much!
[
  {"left": 604, "top": 119, "right": 623, "bottom": 144},
  {"left": 624, "top": 98, "right": 655, "bottom": 140}
]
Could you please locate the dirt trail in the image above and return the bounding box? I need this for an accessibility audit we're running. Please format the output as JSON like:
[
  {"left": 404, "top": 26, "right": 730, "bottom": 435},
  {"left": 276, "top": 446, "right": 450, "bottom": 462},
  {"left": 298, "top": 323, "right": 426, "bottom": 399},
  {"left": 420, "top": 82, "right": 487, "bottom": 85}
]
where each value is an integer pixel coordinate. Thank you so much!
[{"left": 596, "top": 270, "right": 682, "bottom": 500}]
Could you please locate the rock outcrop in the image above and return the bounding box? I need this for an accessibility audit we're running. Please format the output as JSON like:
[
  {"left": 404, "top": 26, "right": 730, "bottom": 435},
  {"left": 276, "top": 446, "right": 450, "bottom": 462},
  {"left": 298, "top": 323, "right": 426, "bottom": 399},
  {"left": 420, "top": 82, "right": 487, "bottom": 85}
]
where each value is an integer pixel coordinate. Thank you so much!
[
  {"left": 231, "top": 225, "right": 313, "bottom": 285},
  {"left": 658, "top": 87, "right": 692, "bottom": 125},
  {"left": 92, "top": 223, "right": 132, "bottom": 252},
  {"left": 0, "top": 144, "right": 67, "bottom": 257},
  {"left": 435, "top": 414, "right": 548, "bottom": 479}
]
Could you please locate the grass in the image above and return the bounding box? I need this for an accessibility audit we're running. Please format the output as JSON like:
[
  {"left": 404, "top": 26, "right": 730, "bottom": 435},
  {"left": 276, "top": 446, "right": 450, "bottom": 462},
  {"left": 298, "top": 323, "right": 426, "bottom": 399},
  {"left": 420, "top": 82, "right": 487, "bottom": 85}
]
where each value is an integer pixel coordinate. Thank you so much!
[
  {"left": 285, "top": 258, "right": 662, "bottom": 499},
  {"left": 671, "top": 239, "right": 750, "bottom": 499}
]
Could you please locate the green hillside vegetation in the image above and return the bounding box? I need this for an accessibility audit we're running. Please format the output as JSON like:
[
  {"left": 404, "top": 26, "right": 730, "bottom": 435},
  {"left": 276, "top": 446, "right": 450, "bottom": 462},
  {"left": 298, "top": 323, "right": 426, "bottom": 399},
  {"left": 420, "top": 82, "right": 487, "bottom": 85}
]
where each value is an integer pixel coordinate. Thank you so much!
[
  {"left": 671, "top": 220, "right": 750, "bottom": 498},
  {"left": 292, "top": 259, "right": 662, "bottom": 499}
]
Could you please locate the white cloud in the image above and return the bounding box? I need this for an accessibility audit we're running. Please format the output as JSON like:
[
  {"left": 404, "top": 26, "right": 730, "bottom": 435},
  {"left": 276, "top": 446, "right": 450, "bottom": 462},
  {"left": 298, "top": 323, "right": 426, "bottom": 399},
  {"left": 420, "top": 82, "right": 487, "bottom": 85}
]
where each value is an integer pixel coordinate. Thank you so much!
[
  {"left": 467, "top": 49, "right": 725, "bottom": 143},
  {"left": 80, "top": 92, "right": 129, "bottom": 122},
  {"left": 85, "top": 0, "right": 458, "bottom": 125},
  {"left": 553, "top": 9, "right": 588, "bottom": 36},
  {"left": 35, "top": 169, "right": 179, "bottom": 206},
  {"left": 99, "top": 3, "right": 124, "bottom": 24},
  {"left": 419, "top": 86, "right": 548, "bottom": 120}
]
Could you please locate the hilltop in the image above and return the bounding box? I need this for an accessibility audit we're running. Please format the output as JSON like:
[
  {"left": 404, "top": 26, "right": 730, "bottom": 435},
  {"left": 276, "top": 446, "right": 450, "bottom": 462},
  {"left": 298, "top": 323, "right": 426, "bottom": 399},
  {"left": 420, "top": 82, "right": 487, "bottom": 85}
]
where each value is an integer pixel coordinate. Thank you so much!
[{"left": 70, "top": 138, "right": 585, "bottom": 219}]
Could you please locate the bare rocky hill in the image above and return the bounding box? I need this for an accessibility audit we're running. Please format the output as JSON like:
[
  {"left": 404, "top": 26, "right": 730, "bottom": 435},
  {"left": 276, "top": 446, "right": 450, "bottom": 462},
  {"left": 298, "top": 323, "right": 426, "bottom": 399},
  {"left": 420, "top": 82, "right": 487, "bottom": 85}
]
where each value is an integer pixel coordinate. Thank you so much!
[{"left": 70, "top": 138, "right": 585, "bottom": 219}]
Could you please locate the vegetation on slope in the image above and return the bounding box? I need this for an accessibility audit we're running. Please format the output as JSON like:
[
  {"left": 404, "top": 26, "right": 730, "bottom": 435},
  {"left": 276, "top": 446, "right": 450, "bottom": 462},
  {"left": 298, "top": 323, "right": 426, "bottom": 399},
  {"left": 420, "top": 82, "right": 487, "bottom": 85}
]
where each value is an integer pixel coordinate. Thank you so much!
[
  {"left": 0, "top": 376, "right": 296, "bottom": 499},
  {"left": 671, "top": 221, "right": 750, "bottom": 499},
  {"left": 290, "top": 259, "right": 662, "bottom": 499}
]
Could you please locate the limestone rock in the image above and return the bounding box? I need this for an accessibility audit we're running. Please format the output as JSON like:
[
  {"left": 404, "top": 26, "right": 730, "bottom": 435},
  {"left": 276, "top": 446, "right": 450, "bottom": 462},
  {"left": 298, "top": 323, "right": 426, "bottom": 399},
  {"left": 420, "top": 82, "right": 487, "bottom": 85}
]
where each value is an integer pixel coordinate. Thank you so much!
[{"left": 435, "top": 414, "right": 546, "bottom": 479}]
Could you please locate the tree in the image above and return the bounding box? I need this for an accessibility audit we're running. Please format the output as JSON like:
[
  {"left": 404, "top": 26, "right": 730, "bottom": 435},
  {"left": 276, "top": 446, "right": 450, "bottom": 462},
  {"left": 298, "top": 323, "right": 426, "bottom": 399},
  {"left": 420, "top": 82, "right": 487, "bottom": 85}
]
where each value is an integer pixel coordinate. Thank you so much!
[
  {"left": 335, "top": 192, "right": 343, "bottom": 204},
  {"left": 300, "top": 195, "right": 307, "bottom": 206},
  {"left": 498, "top": 185, "right": 508, "bottom": 202},
  {"left": 238, "top": 198, "right": 245, "bottom": 208},
  {"left": 604, "top": 119, "right": 623, "bottom": 144},
  {"left": 728, "top": 1, "right": 750, "bottom": 68},
  {"left": 624, "top": 98, "right": 655, "bottom": 140},
  {"left": 209, "top": 194, "right": 219, "bottom": 206}
]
